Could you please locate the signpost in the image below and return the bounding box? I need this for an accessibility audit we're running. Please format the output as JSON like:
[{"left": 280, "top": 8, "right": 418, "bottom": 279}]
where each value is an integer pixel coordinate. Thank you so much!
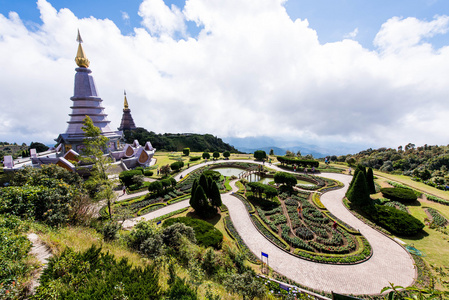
[{"left": 261, "top": 252, "right": 269, "bottom": 274}]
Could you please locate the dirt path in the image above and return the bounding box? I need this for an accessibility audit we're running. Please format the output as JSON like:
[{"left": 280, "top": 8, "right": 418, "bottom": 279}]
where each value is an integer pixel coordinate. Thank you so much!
[{"left": 27, "top": 233, "right": 52, "bottom": 293}]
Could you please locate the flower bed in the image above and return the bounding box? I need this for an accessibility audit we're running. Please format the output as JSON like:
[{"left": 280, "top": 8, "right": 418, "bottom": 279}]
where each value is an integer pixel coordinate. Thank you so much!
[
  {"left": 245, "top": 185, "right": 371, "bottom": 263},
  {"left": 384, "top": 201, "right": 408, "bottom": 213},
  {"left": 425, "top": 194, "right": 449, "bottom": 206},
  {"left": 312, "top": 193, "right": 326, "bottom": 209},
  {"left": 137, "top": 203, "right": 166, "bottom": 216},
  {"left": 293, "top": 235, "right": 372, "bottom": 264},
  {"left": 426, "top": 207, "right": 448, "bottom": 227},
  {"left": 151, "top": 207, "right": 189, "bottom": 223}
]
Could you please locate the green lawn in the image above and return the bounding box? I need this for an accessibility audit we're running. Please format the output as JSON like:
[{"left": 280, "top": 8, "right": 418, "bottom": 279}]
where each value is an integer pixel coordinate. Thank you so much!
[
  {"left": 374, "top": 171, "right": 449, "bottom": 201},
  {"left": 373, "top": 173, "right": 449, "bottom": 290}
]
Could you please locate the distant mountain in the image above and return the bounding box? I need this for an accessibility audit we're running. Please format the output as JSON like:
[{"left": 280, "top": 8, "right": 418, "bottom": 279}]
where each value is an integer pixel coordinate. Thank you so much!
[{"left": 223, "top": 136, "right": 364, "bottom": 158}]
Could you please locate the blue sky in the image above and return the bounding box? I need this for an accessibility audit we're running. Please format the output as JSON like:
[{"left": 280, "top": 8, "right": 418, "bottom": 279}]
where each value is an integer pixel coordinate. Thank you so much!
[
  {"left": 2, "top": 0, "right": 448, "bottom": 49},
  {"left": 1, "top": 0, "right": 449, "bottom": 154}
]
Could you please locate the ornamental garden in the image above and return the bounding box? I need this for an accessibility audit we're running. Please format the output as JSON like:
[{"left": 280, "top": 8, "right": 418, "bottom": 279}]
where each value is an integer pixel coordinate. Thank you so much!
[{"left": 2, "top": 151, "right": 449, "bottom": 298}]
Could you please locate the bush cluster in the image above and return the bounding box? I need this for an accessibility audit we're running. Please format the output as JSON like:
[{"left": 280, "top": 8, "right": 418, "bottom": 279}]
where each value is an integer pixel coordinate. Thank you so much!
[
  {"left": 274, "top": 171, "right": 297, "bottom": 188},
  {"left": 247, "top": 182, "right": 277, "bottom": 200},
  {"left": 119, "top": 169, "right": 143, "bottom": 186},
  {"left": 35, "top": 246, "right": 161, "bottom": 299}
]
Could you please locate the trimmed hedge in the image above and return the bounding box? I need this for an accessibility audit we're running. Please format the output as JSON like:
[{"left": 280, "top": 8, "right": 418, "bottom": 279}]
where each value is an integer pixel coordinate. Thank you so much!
[
  {"left": 163, "top": 217, "right": 223, "bottom": 249},
  {"left": 276, "top": 156, "right": 319, "bottom": 168},
  {"left": 381, "top": 187, "right": 418, "bottom": 203},
  {"left": 373, "top": 205, "right": 424, "bottom": 236}
]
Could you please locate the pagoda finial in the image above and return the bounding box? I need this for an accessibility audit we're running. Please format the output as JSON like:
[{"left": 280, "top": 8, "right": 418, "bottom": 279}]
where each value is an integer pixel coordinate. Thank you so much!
[
  {"left": 75, "top": 29, "right": 90, "bottom": 68},
  {"left": 124, "top": 90, "right": 129, "bottom": 110}
]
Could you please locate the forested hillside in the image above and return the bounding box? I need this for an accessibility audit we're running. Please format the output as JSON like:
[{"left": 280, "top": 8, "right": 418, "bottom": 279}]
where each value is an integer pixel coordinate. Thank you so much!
[
  {"left": 123, "top": 128, "right": 240, "bottom": 153},
  {"left": 334, "top": 143, "right": 449, "bottom": 190}
]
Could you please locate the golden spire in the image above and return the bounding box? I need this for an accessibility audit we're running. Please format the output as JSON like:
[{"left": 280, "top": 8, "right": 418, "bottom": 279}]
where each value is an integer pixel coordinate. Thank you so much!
[
  {"left": 75, "top": 29, "right": 90, "bottom": 68},
  {"left": 124, "top": 90, "right": 129, "bottom": 110}
]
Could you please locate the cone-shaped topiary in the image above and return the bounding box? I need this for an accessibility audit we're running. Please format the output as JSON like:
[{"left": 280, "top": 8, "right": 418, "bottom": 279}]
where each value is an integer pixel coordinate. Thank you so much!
[
  {"left": 210, "top": 182, "right": 222, "bottom": 208},
  {"left": 366, "top": 167, "right": 376, "bottom": 194},
  {"left": 346, "top": 171, "right": 372, "bottom": 209}
]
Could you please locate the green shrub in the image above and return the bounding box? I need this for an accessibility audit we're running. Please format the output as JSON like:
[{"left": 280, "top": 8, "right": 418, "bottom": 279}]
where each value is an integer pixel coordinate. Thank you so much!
[
  {"left": 144, "top": 169, "right": 154, "bottom": 176},
  {"left": 254, "top": 150, "right": 267, "bottom": 161},
  {"left": 373, "top": 205, "right": 424, "bottom": 236},
  {"left": 35, "top": 245, "right": 162, "bottom": 299},
  {"left": 202, "top": 170, "right": 221, "bottom": 181},
  {"left": 119, "top": 169, "right": 143, "bottom": 186},
  {"left": 0, "top": 215, "right": 32, "bottom": 297},
  {"left": 183, "top": 148, "right": 190, "bottom": 156},
  {"left": 189, "top": 156, "right": 201, "bottom": 162},
  {"left": 101, "top": 221, "right": 121, "bottom": 241},
  {"left": 170, "top": 161, "right": 185, "bottom": 171},
  {"left": 166, "top": 277, "right": 197, "bottom": 300},
  {"left": 163, "top": 217, "right": 223, "bottom": 249},
  {"left": 381, "top": 187, "right": 418, "bottom": 203}
]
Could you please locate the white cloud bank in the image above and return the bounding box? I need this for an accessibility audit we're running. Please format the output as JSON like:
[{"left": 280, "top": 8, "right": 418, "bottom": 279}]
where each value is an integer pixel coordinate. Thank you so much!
[{"left": 0, "top": 0, "right": 449, "bottom": 151}]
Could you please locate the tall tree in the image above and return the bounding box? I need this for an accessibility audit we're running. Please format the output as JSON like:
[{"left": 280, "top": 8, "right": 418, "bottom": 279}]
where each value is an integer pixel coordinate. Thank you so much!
[
  {"left": 189, "top": 172, "right": 222, "bottom": 218},
  {"left": 254, "top": 150, "right": 266, "bottom": 161},
  {"left": 81, "top": 116, "right": 117, "bottom": 219}
]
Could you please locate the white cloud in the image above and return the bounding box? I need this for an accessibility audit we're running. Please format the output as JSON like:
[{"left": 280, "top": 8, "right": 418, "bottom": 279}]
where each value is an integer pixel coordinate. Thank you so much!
[
  {"left": 121, "top": 11, "right": 130, "bottom": 21},
  {"left": 138, "top": 0, "right": 186, "bottom": 37},
  {"left": 0, "top": 0, "right": 449, "bottom": 152},
  {"left": 374, "top": 15, "right": 449, "bottom": 54},
  {"left": 344, "top": 27, "right": 358, "bottom": 39}
]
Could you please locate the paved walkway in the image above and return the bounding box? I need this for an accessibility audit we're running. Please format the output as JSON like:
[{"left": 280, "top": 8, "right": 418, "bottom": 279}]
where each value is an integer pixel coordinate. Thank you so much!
[{"left": 122, "top": 160, "right": 416, "bottom": 294}]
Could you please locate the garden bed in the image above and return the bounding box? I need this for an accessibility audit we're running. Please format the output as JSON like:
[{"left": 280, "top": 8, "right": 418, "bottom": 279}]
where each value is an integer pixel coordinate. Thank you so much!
[{"left": 244, "top": 180, "right": 372, "bottom": 264}]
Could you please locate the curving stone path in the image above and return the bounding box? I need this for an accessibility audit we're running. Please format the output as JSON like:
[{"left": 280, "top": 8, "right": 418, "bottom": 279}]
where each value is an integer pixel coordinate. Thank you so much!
[{"left": 123, "top": 160, "right": 416, "bottom": 294}]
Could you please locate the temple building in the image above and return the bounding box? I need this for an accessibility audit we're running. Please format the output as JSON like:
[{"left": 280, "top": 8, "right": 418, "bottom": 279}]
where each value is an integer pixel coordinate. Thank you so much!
[
  {"left": 3, "top": 31, "right": 155, "bottom": 171},
  {"left": 55, "top": 30, "right": 122, "bottom": 155},
  {"left": 118, "top": 91, "right": 137, "bottom": 131}
]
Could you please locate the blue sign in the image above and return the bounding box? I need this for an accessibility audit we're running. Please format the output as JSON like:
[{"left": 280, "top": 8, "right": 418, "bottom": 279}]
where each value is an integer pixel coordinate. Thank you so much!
[
  {"left": 279, "top": 283, "right": 289, "bottom": 291},
  {"left": 261, "top": 252, "right": 268, "bottom": 258},
  {"left": 156, "top": 221, "right": 161, "bottom": 225}
]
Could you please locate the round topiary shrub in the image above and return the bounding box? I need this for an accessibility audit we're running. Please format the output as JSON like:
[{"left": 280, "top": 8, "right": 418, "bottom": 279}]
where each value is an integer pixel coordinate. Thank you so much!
[
  {"left": 163, "top": 217, "right": 223, "bottom": 249},
  {"left": 373, "top": 205, "right": 424, "bottom": 236},
  {"left": 380, "top": 187, "right": 417, "bottom": 203}
]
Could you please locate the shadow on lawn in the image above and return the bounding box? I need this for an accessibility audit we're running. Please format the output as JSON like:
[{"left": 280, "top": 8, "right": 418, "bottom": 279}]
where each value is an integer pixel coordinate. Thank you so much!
[
  {"left": 186, "top": 211, "right": 222, "bottom": 226},
  {"left": 398, "top": 229, "right": 430, "bottom": 241}
]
